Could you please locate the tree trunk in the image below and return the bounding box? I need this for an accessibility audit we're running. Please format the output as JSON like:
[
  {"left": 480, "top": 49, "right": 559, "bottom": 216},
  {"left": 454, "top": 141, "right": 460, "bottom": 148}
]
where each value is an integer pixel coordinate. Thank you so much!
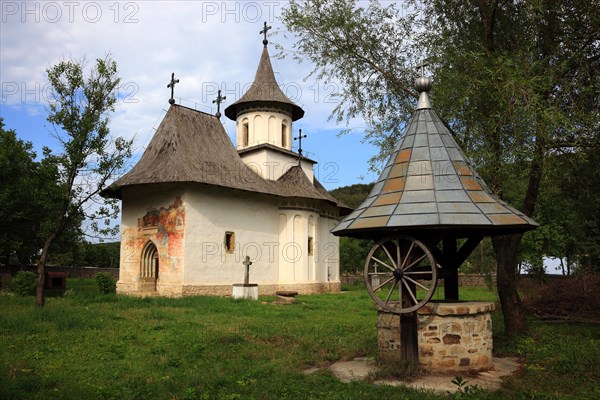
[
  {"left": 36, "top": 233, "right": 57, "bottom": 307},
  {"left": 492, "top": 234, "right": 528, "bottom": 337}
]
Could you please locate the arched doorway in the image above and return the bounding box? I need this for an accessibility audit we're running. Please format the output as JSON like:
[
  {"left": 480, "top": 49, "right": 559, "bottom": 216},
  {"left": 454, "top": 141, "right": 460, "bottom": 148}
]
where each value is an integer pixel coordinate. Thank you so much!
[{"left": 140, "top": 241, "right": 159, "bottom": 292}]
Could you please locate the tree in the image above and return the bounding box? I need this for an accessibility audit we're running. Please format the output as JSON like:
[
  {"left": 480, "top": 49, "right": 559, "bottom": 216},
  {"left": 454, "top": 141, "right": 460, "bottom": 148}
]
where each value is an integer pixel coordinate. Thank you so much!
[
  {"left": 282, "top": 0, "right": 599, "bottom": 336},
  {"left": 35, "top": 56, "right": 132, "bottom": 306},
  {"left": 0, "top": 120, "right": 73, "bottom": 268},
  {"left": 331, "top": 184, "right": 376, "bottom": 275},
  {"left": 0, "top": 119, "right": 39, "bottom": 267}
]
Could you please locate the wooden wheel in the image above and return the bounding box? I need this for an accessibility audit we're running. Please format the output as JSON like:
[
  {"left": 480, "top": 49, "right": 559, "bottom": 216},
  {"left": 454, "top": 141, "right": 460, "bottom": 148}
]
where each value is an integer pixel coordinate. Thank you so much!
[{"left": 364, "top": 236, "right": 438, "bottom": 314}]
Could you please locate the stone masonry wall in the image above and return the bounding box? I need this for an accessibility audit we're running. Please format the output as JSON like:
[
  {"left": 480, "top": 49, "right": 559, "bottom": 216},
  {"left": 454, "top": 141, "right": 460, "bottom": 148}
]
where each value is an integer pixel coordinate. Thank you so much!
[{"left": 377, "top": 301, "right": 494, "bottom": 373}]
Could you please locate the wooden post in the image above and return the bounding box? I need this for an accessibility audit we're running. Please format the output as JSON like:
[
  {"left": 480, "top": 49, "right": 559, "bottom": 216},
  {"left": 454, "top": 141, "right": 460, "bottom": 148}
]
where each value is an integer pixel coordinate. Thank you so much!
[
  {"left": 400, "top": 312, "right": 419, "bottom": 363},
  {"left": 400, "top": 280, "right": 419, "bottom": 364},
  {"left": 443, "top": 236, "right": 459, "bottom": 301}
]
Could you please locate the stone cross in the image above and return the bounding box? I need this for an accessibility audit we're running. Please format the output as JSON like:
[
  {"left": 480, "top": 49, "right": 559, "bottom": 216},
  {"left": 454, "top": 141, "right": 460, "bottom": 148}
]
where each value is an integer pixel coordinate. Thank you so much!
[
  {"left": 294, "top": 129, "right": 307, "bottom": 163},
  {"left": 212, "top": 89, "right": 226, "bottom": 118},
  {"left": 260, "top": 21, "right": 272, "bottom": 46},
  {"left": 242, "top": 256, "right": 252, "bottom": 285},
  {"left": 167, "top": 72, "right": 180, "bottom": 105}
]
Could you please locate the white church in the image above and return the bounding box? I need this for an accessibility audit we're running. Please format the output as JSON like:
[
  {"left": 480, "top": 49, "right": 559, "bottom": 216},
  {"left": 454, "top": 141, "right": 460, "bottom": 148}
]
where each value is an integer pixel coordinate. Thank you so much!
[{"left": 102, "top": 27, "right": 350, "bottom": 296}]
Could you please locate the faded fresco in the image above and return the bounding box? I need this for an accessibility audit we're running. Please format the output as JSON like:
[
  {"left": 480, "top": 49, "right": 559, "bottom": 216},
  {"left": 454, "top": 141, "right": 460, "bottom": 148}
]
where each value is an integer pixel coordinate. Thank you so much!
[{"left": 121, "top": 197, "right": 185, "bottom": 281}]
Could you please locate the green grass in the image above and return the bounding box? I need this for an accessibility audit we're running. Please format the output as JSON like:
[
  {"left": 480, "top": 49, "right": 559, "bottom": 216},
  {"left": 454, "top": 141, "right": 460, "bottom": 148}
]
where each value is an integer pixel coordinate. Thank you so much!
[{"left": 1, "top": 279, "right": 598, "bottom": 399}]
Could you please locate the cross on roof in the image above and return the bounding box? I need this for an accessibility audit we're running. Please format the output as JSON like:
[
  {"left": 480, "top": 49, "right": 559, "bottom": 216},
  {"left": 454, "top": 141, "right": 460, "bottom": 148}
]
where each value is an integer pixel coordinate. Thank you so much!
[
  {"left": 415, "top": 60, "right": 430, "bottom": 77},
  {"left": 167, "top": 72, "right": 180, "bottom": 105},
  {"left": 212, "top": 89, "right": 226, "bottom": 118},
  {"left": 294, "top": 129, "right": 307, "bottom": 164},
  {"left": 260, "top": 21, "right": 272, "bottom": 46}
]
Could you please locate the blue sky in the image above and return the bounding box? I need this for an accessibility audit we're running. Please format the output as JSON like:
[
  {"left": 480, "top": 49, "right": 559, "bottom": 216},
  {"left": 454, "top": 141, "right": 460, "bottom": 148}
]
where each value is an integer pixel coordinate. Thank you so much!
[{"left": 0, "top": 1, "right": 380, "bottom": 193}]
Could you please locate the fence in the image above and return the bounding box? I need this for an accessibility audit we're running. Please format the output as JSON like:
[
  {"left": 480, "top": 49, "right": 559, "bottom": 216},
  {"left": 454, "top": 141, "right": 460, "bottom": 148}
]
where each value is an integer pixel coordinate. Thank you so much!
[
  {"left": 341, "top": 273, "right": 497, "bottom": 288},
  {"left": 0, "top": 265, "right": 119, "bottom": 280}
]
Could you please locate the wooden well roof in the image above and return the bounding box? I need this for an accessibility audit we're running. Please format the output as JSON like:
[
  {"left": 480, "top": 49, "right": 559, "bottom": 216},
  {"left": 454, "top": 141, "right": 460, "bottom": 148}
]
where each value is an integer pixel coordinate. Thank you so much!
[
  {"left": 332, "top": 79, "right": 538, "bottom": 238},
  {"left": 102, "top": 105, "right": 348, "bottom": 212},
  {"left": 224, "top": 46, "right": 305, "bottom": 121}
]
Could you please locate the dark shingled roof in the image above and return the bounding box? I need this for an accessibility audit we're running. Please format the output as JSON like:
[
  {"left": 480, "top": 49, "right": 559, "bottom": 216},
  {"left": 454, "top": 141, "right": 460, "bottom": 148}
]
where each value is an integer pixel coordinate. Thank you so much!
[
  {"left": 332, "top": 94, "right": 538, "bottom": 238},
  {"left": 224, "top": 46, "right": 304, "bottom": 121},
  {"left": 102, "top": 105, "right": 349, "bottom": 213}
]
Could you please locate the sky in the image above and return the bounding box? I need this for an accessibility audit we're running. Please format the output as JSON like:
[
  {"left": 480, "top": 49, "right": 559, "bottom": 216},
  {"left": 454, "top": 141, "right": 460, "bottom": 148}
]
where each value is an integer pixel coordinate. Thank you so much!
[{"left": 0, "top": 0, "right": 381, "bottom": 193}]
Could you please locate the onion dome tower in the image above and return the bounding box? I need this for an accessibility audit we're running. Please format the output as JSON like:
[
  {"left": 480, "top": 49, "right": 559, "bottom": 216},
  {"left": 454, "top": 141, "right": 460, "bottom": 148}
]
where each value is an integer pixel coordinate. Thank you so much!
[{"left": 224, "top": 22, "right": 304, "bottom": 153}]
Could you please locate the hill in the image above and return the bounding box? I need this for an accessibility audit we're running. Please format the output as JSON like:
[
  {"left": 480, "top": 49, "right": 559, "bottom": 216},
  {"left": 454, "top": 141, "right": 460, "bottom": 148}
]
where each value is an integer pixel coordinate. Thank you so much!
[{"left": 331, "top": 183, "right": 374, "bottom": 209}]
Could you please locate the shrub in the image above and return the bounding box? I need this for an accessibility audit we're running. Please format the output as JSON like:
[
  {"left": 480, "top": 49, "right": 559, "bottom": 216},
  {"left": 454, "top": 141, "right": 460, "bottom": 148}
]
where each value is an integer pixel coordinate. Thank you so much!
[
  {"left": 95, "top": 272, "right": 117, "bottom": 294},
  {"left": 11, "top": 271, "right": 37, "bottom": 296}
]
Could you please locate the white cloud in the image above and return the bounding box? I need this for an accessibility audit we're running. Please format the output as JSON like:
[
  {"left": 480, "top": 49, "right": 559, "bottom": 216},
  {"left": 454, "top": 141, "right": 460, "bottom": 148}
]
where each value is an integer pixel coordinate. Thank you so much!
[{"left": 1, "top": 1, "right": 377, "bottom": 196}]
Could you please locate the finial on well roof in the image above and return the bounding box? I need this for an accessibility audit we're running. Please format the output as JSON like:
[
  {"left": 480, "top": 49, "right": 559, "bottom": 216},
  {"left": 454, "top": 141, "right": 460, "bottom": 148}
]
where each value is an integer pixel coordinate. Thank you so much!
[
  {"left": 260, "top": 21, "right": 272, "bottom": 47},
  {"left": 414, "top": 60, "right": 432, "bottom": 110},
  {"left": 167, "top": 72, "right": 179, "bottom": 105}
]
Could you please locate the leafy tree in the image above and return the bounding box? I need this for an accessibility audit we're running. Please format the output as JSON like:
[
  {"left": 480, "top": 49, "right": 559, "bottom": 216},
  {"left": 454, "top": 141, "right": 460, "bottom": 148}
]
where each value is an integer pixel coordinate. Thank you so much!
[
  {"left": 331, "top": 184, "right": 375, "bottom": 274},
  {"left": 35, "top": 56, "right": 132, "bottom": 306},
  {"left": 282, "top": 0, "right": 599, "bottom": 336},
  {"left": 524, "top": 152, "right": 600, "bottom": 275},
  {"left": 0, "top": 120, "right": 76, "bottom": 268},
  {"left": 0, "top": 119, "right": 39, "bottom": 267},
  {"left": 70, "top": 241, "right": 120, "bottom": 268},
  {"left": 339, "top": 236, "right": 373, "bottom": 275},
  {"left": 331, "top": 183, "right": 374, "bottom": 209}
]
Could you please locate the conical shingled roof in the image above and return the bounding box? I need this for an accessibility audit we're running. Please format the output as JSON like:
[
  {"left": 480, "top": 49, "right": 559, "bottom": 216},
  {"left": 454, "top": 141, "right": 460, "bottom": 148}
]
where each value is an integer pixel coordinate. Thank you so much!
[
  {"left": 102, "top": 105, "right": 349, "bottom": 213},
  {"left": 224, "top": 46, "right": 304, "bottom": 121},
  {"left": 332, "top": 78, "right": 538, "bottom": 239}
]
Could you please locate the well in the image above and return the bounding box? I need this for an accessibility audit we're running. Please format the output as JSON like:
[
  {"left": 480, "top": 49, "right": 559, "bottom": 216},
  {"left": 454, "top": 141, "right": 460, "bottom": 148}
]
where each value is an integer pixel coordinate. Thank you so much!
[
  {"left": 378, "top": 301, "right": 494, "bottom": 372},
  {"left": 331, "top": 68, "right": 538, "bottom": 374}
]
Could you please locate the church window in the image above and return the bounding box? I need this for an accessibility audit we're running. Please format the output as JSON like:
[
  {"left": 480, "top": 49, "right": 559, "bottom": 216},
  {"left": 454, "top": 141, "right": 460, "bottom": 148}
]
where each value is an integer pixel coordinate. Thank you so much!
[
  {"left": 243, "top": 122, "right": 249, "bottom": 147},
  {"left": 308, "top": 237, "right": 314, "bottom": 256},
  {"left": 281, "top": 124, "right": 287, "bottom": 147},
  {"left": 225, "top": 231, "right": 235, "bottom": 253}
]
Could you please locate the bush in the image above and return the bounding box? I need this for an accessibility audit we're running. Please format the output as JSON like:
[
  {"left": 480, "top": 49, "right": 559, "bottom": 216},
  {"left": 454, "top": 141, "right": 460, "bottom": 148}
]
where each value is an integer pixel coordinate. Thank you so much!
[
  {"left": 11, "top": 271, "right": 37, "bottom": 296},
  {"left": 95, "top": 272, "right": 117, "bottom": 294}
]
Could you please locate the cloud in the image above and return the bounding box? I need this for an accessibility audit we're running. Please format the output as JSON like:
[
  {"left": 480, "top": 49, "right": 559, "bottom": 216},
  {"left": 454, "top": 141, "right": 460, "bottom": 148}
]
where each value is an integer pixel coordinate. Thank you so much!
[{"left": 1, "top": 1, "right": 375, "bottom": 195}]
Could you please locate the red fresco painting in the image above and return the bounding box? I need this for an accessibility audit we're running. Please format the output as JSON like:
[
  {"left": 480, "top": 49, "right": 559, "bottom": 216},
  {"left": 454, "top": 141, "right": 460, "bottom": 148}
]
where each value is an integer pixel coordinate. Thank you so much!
[{"left": 122, "top": 197, "right": 185, "bottom": 275}]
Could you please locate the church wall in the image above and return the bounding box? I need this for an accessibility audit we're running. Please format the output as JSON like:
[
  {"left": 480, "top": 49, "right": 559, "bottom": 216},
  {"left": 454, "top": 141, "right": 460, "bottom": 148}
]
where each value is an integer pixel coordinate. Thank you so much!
[
  {"left": 312, "top": 214, "right": 341, "bottom": 284},
  {"left": 117, "top": 185, "right": 341, "bottom": 297},
  {"left": 118, "top": 184, "right": 187, "bottom": 296},
  {"left": 182, "top": 186, "right": 280, "bottom": 286},
  {"left": 235, "top": 110, "right": 292, "bottom": 150},
  {"left": 181, "top": 186, "right": 341, "bottom": 295},
  {"left": 240, "top": 148, "right": 314, "bottom": 182},
  {"left": 276, "top": 208, "right": 341, "bottom": 290}
]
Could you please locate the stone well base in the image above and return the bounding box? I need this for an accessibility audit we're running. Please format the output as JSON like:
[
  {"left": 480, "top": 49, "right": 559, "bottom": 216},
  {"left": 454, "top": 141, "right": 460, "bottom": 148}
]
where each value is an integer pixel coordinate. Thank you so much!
[{"left": 377, "top": 301, "right": 495, "bottom": 373}]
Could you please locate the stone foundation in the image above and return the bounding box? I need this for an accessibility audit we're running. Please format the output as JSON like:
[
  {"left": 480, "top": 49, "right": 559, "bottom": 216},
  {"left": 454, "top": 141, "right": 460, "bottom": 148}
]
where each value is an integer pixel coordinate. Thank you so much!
[
  {"left": 377, "top": 301, "right": 494, "bottom": 373},
  {"left": 117, "top": 281, "right": 341, "bottom": 297}
]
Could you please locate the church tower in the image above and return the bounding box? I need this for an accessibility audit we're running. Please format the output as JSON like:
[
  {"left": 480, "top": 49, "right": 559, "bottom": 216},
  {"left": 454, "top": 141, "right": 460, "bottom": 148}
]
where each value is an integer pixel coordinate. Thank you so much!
[{"left": 224, "top": 22, "right": 313, "bottom": 182}]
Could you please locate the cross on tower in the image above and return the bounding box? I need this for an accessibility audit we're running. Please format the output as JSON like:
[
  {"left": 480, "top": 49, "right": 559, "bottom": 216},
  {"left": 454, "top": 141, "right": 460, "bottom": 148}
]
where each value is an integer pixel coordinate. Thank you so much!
[
  {"left": 415, "top": 60, "right": 430, "bottom": 77},
  {"left": 242, "top": 256, "right": 253, "bottom": 285},
  {"left": 260, "top": 21, "right": 272, "bottom": 46},
  {"left": 212, "top": 89, "right": 226, "bottom": 118},
  {"left": 294, "top": 129, "right": 307, "bottom": 164},
  {"left": 167, "top": 72, "right": 180, "bottom": 105}
]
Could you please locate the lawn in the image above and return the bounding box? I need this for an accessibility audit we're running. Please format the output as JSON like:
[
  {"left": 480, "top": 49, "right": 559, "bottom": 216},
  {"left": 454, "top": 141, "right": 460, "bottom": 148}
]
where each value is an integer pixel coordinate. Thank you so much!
[{"left": 1, "top": 279, "right": 598, "bottom": 400}]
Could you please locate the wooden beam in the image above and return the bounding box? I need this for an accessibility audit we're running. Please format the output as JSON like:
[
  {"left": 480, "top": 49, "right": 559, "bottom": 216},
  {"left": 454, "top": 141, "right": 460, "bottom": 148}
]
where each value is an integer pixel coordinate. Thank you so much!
[{"left": 456, "top": 236, "right": 484, "bottom": 266}]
